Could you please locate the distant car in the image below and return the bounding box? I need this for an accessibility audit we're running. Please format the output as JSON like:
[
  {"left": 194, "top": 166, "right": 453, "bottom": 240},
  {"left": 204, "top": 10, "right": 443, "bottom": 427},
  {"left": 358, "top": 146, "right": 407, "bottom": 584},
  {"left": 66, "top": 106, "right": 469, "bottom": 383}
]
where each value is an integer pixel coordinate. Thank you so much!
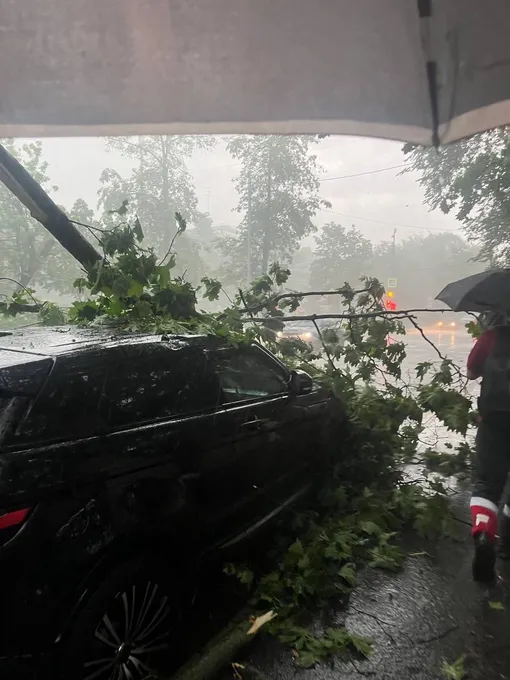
[
  {"left": 277, "top": 320, "right": 344, "bottom": 350},
  {"left": 0, "top": 327, "right": 344, "bottom": 679},
  {"left": 415, "top": 311, "right": 462, "bottom": 330},
  {"left": 433, "top": 317, "right": 459, "bottom": 330}
]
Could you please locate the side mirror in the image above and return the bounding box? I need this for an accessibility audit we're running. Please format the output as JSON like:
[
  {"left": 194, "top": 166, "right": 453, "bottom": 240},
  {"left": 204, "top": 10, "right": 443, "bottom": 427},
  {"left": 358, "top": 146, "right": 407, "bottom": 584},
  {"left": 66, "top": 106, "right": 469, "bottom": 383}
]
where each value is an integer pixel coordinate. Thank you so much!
[{"left": 289, "top": 369, "right": 314, "bottom": 396}]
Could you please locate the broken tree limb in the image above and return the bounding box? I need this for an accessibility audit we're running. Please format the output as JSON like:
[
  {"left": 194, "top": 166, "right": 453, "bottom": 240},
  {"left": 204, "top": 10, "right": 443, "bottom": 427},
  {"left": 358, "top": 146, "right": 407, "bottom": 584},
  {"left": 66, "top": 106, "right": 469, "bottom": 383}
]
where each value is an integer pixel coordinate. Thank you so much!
[
  {"left": 0, "top": 144, "right": 102, "bottom": 270},
  {"left": 0, "top": 301, "right": 42, "bottom": 315},
  {"left": 244, "top": 309, "right": 451, "bottom": 323},
  {"left": 166, "top": 610, "right": 276, "bottom": 680},
  {"left": 240, "top": 288, "right": 373, "bottom": 314},
  {"left": 232, "top": 662, "right": 275, "bottom": 680}
]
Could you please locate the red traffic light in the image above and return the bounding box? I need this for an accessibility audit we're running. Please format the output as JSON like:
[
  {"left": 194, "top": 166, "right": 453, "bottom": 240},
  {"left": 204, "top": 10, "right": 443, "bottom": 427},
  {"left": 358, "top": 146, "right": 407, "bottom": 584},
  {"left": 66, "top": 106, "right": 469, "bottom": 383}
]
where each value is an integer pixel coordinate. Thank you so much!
[{"left": 385, "top": 298, "right": 397, "bottom": 311}]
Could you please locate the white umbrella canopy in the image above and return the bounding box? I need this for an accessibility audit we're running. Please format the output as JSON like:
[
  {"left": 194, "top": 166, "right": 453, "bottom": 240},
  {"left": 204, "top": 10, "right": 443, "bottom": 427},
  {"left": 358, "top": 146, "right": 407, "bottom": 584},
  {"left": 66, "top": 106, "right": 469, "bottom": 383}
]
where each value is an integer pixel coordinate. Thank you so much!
[{"left": 0, "top": 0, "right": 509, "bottom": 143}]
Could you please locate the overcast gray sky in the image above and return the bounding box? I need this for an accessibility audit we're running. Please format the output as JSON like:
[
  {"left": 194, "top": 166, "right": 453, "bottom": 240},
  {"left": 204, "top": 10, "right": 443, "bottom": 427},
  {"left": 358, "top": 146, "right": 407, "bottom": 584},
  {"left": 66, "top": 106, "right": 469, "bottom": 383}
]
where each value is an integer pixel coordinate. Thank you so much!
[{"left": 35, "top": 135, "right": 461, "bottom": 245}]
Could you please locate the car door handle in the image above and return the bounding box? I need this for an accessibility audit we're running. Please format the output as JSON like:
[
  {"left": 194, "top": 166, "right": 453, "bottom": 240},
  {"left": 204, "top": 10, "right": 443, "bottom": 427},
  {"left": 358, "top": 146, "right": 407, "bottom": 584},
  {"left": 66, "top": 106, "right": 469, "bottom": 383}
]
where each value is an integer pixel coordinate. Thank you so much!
[{"left": 241, "top": 419, "right": 264, "bottom": 430}]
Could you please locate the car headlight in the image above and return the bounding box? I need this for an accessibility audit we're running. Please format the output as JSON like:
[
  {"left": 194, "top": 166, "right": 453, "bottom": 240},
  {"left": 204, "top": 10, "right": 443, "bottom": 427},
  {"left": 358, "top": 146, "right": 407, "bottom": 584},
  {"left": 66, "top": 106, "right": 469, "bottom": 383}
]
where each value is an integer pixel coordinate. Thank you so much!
[
  {"left": 302, "top": 332, "right": 312, "bottom": 340},
  {"left": 450, "top": 322, "right": 456, "bottom": 328},
  {"left": 277, "top": 331, "right": 283, "bottom": 338},
  {"left": 437, "top": 321, "right": 444, "bottom": 327}
]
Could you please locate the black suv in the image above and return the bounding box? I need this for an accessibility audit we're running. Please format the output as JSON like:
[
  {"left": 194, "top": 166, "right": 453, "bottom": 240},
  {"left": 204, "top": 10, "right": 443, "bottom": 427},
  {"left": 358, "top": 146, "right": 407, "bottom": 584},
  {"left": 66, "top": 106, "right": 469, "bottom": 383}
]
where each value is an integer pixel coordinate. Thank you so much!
[{"left": 0, "top": 328, "right": 340, "bottom": 679}]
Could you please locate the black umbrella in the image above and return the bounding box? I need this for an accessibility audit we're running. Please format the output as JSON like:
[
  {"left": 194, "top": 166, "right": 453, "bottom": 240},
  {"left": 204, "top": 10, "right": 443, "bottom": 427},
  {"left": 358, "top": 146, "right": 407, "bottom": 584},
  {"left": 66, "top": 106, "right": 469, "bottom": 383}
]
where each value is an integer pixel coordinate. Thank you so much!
[{"left": 436, "top": 270, "right": 510, "bottom": 313}]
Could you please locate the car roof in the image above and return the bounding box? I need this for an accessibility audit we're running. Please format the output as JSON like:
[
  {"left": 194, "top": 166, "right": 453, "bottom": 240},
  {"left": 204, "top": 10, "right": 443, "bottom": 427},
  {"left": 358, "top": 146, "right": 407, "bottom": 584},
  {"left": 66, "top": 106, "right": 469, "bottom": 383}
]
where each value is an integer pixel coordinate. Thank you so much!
[{"left": 0, "top": 327, "right": 222, "bottom": 363}]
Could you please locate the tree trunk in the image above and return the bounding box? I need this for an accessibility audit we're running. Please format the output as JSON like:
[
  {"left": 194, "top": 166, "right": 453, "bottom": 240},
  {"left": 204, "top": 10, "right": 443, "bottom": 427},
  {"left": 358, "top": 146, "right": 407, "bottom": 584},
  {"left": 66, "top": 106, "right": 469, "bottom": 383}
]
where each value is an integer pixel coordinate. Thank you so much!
[
  {"left": 0, "top": 145, "right": 101, "bottom": 271},
  {"left": 19, "top": 237, "right": 56, "bottom": 287},
  {"left": 159, "top": 138, "right": 175, "bottom": 252},
  {"left": 261, "top": 146, "right": 273, "bottom": 275},
  {"left": 167, "top": 609, "right": 274, "bottom": 680}
]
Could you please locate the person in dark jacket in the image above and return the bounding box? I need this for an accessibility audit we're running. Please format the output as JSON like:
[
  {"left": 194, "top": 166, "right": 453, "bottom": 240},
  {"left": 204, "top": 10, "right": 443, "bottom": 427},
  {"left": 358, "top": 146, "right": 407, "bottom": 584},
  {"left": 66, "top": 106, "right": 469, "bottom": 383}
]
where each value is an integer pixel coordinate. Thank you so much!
[{"left": 467, "top": 310, "right": 510, "bottom": 584}]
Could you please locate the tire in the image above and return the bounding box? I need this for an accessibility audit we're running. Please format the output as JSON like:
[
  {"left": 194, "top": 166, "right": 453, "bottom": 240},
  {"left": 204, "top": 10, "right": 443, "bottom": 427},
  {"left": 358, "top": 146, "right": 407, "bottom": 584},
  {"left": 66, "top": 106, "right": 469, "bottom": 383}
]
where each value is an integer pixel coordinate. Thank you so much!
[{"left": 54, "top": 556, "right": 186, "bottom": 680}]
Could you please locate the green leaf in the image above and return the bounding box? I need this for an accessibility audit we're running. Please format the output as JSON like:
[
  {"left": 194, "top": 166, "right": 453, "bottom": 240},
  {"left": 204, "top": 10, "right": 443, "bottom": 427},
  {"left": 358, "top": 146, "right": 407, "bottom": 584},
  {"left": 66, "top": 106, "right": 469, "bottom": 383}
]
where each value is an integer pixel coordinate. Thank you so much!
[
  {"left": 73, "top": 277, "right": 90, "bottom": 292},
  {"left": 360, "top": 520, "right": 381, "bottom": 536},
  {"left": 339, "top": 563, "right": 357, "bottom": 586},
  {"left": 489, "top": 601, "right": 504, "bottom": 610},
  {"left": 132, "top": 301, "right": 153, "bottom": 319},
  {"left": 111, "top": 275, "right": 131, "bottom": 298},
  {"left": 441, "top": 655, "right": 466, "bottom": 680},
  {"left": 127, "top": 279, "right": 145, "bottom": 297},
  {"left": 201, "top": 276, "right": 222, "bottom": 301},
  {"left": 348, "top": 632, "right": 372, "bottom": 657},
  {"left": 175, "top": 211, "right": 187, "bottom": 233},
  {"left": 155, "top": 266, "right": 171, "bottom": 289},
  {"left": 133, "top": 217, "right": 144, "bottom": 242},
  {"left": 288, "top": 540, "right": 305, "bottom": 557}
]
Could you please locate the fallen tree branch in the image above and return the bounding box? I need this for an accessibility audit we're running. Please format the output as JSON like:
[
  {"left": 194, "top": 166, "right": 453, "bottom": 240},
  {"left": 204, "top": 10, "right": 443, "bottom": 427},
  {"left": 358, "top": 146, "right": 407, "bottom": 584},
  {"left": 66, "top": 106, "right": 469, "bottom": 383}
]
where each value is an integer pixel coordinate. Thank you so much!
[
  {"left": 0, "top": 301, "right": 42, "bottom": 315},
  {"left": 240, "top": 287, "right": 372, "bottom": 314},
  {"left": 232, "top": 663, "right": 275, "bottom": 680},
  {"left": 244, "top": 309, "right": 450, "bottom": 323},
  {"left": 165, "top": 610, "right": 276, "bottom": 680}
]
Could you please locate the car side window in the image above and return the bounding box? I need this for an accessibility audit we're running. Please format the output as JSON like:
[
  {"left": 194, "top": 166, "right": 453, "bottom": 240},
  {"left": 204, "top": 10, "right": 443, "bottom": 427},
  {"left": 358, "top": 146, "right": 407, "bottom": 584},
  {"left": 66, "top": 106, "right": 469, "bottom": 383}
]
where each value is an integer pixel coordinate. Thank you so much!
[
  {"left": 210, "top": 346, "right": 289, "bottom": 403},
  {"left": 102, "top": 344, "right": 221, "bottom": 428},
  {"left": 16, "top": 353, "right": 107, "bottom": 444}
]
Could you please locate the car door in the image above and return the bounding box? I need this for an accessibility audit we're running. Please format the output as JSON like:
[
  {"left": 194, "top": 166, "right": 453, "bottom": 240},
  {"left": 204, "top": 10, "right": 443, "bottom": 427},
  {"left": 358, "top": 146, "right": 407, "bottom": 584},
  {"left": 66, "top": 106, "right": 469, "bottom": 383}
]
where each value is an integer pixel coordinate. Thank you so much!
[
  {"left": 97, "top": 342, "right": 263, "bottom": 542},
  {"left": 206, "top": 344, "right": 316, "bottom": 519}
]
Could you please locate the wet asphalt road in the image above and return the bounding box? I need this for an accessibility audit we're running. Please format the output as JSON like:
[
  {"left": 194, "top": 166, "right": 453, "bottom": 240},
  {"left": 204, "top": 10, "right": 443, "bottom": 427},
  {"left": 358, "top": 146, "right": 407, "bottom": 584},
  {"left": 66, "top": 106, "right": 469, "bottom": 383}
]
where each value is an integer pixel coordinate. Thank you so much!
[
  {"left": 226, "top": 491, "right": 510, "bottom": 680},
  {"left": 216, "top": 330, "right": 510, "bottom": 680}
]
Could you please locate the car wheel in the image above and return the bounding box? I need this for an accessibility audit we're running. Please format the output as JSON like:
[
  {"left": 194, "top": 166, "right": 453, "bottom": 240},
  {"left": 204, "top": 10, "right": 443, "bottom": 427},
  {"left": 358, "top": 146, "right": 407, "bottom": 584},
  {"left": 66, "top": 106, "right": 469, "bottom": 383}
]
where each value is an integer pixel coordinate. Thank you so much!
[{"left": 54, "top": 557, "right": 185, "bottom": 680}]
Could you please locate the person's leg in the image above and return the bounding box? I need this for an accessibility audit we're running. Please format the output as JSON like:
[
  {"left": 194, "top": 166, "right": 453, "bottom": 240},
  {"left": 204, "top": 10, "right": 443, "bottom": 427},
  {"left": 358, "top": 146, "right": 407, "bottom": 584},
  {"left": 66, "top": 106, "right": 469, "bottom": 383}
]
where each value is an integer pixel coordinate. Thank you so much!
[
  {"left": 471, "top": 417, "right": 510, "bottom": 582},
  {"left": 498, "top": 483, "right": 510, "bottom": 558}
]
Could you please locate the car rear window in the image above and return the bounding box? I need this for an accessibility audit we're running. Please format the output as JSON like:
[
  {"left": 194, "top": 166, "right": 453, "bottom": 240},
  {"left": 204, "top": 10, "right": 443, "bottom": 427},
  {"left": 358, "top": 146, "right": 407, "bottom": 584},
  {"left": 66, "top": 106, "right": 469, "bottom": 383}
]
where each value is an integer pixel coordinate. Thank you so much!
[
  {"left": 0, "top": 396, "right": 28, "bottom": 449},
  {"left": 14, "top": 356, "right": 107, "bottom": 445},
  {"left": 101, "top": 344, "right": 221, "bottom": 428},
  {"left": 0, "top": 397, "right": 12, "bottom": 442}
]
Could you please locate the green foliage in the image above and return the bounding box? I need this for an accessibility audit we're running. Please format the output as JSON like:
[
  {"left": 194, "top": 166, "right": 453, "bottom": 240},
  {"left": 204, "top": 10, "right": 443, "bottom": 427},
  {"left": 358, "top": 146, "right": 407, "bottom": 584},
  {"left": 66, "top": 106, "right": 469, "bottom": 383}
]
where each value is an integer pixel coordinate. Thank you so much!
[
  {"left": 403, "top": 129, "right": 510, "bottom": 266},
  {"left": 38, "top": 302, "right": 67, "bottom": 326},
  {"left": 66, "top": 212, "right": 203, "bottom": 332},
  {"left": 489, "top": 600, "right": 505, "bottom": 611},
  {"left": 441, "top": 655, "right": 466, "bottom": 680},
  {"left": 277, "top": 623, "right": 372, "bottom": 668},
  {"left": 417, "top": 385, "right": 472, "bottom": 435},
  {"left": 220, "top": 135, "right": 328, "bottom": 281},
  {"left": 201, "top": 276, "right": 222, "bottom": 301},
  {"left": 99, "top": 136, "right": 214, "bottom": 284},
  {"left": 311, "top": 222, "right": 373, "bottom": 291},
  {"left": 423, "top": 441, "right": 475, "bottom": 477}
]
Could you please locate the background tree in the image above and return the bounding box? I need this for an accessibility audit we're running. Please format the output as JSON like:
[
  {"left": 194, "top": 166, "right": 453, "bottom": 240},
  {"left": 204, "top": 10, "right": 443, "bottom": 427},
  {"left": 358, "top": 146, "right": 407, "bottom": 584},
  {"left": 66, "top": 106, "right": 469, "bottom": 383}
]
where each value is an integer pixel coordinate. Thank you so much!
[
  {"left": 311, "top": 222, "right": 373, "bottom": 291},
  {"left": 222, "top": 135, "right": 328, "bottom": 282},
  {"left": 0, "top": 139, "right": 82, "bottom": 295},
  {"left": 371, "top": 231, "right": 482, "bottom": 309},
  {"left": 286, "top": 246, "right": 314, "bottom": 293},
  {"left": 402, "top": 128, "right": 510, "bottom": 266},
  {"left": 98, "top": 135, "right": 215, "bottom": 284}
]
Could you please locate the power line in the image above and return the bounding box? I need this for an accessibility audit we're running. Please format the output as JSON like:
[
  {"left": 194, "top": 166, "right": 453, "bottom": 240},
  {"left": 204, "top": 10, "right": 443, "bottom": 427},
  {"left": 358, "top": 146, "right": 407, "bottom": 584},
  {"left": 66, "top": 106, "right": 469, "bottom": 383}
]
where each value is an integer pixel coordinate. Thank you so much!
[
  {"left": 319, "top": 164, "right": 406, "bottom": 182},
  {"left": 321, "top": 208, "right": 460, "bottom": 233}
]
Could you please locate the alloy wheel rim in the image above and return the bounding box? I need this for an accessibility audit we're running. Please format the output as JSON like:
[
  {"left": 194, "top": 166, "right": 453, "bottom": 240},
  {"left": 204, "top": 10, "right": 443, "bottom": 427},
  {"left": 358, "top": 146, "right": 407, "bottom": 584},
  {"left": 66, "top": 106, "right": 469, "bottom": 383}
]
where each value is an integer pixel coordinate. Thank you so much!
[{"left": 83, "top": 580, "right": 171, "bottom": 680}]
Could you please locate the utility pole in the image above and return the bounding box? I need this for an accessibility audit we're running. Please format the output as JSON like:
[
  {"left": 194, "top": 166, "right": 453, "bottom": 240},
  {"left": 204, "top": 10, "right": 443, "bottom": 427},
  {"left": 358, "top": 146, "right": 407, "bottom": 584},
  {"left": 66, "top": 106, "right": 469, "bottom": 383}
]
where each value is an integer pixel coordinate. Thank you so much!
[
  {"left": 0, "top": 144, "right": 101, "bottom": 269},
  {"left": 247, "top": 167, "right": 252, "bottom": 284}
]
